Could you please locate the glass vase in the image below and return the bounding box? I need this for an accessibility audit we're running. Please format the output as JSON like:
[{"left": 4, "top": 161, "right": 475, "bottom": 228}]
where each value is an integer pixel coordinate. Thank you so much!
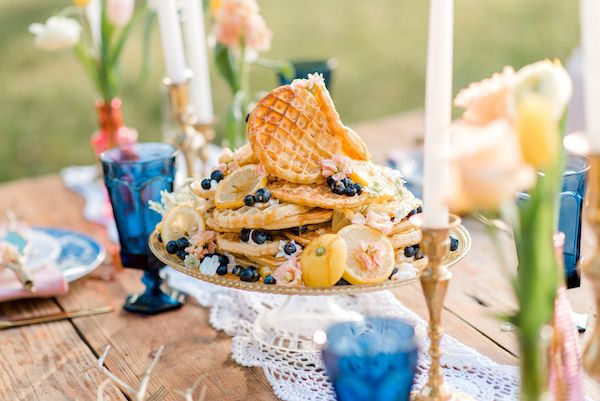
[{"left": 91, "top": 98, "right": 124, "bottom": 157}]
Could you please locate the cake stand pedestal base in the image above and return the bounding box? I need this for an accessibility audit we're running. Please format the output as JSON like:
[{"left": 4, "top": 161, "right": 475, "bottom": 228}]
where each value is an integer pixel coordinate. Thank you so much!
[{"left": 252, "top": 295, "right": 362, "bottom": 352}]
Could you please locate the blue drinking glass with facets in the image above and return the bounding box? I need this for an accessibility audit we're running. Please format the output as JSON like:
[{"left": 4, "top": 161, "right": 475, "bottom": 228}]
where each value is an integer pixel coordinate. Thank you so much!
[
  {"left": 559, "top": 154, "right": 589, "bottom": 288},
  {"left": 321, "top": 317, "right": 418, "bottom": 401},
  {"left": 101, "top": 142, "right": 184, "bottom": 314},
  {"left": 277, "top": 59, "right": 338, "bottom": 89}
]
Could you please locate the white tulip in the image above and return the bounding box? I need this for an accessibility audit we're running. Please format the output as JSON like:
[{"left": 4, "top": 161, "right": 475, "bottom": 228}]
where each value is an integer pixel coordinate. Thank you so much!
[
  {"left": 29, "top": 16, "right": 81, "bottom": 51},
  {"left": 107, "top": 0, "right": 135, "bottom": 28},
  {"left": 511, "top": 60, "right": 573, "bottom": 121}
]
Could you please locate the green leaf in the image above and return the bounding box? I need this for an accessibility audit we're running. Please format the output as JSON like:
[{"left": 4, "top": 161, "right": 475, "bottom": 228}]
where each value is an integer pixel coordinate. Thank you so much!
[
  {"left": 110, "top": 6, "right": 145, "bottom": 69},
  {"left": 214, "top": 43, "right": 240, "bottom": 93},
  {"left": 224, "top": 91, "right": 246, "bottom": 148}
]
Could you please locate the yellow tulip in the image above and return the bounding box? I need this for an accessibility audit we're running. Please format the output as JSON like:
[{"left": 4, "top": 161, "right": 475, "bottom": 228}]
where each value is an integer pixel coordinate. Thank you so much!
[
  {"left": 515, "top": 93, "right": 559, "bottom": 170},
  {"left": 210, "top": 0, "right": 222, "bottom": 15},
  {"left": 73, "top": 0, "right": 90, "bottom": 7}
]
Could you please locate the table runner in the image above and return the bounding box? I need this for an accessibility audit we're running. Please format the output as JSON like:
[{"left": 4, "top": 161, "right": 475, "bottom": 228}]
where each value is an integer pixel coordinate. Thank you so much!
[{"left": 166, "top": 267, "right": 520, "bottom": 401}]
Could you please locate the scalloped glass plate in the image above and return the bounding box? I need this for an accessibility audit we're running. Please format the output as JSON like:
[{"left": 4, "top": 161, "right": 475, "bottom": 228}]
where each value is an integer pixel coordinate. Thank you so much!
[{"left": 149, "top": 225, "right": 470, "bottom": 296}]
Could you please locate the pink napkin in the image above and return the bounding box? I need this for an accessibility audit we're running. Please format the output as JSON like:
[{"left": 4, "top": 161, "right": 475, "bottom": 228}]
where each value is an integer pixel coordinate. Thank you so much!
[{"left": 0, "top": 263, "right": 69, "bottom": 303}]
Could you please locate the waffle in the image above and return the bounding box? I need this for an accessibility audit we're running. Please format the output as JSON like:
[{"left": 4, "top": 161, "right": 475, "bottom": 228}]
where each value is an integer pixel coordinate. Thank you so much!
[
  {"left": 270, "top": 180, "right": 368, "bottom": 209},
  {"left": 247, "top": 79, "right": 369, "bottom": 185},
  {"left": 261, "top": 208, "right": 333, "bottom": 230},
  {"left": 217, "top": 232, "right": 282, "bottom": 257},
  {"left": 246, "top": 254, "right": 288, "bottom": 269},
  {"left": 284, "top": 226, "right": 333, "bottom": 247},
  {"left": 190, "top": 181, "right": 215, "bottom": 200},
  {"left": 389, "top": 229, "right": 422, "bottom": 250},
  {"left": 212, "top": 202, "right": 311, "bottom": 229}
]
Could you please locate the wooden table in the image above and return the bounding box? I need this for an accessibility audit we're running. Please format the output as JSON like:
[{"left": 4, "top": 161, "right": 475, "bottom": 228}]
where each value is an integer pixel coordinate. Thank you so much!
[{"left": 1, "top": 111, "right": 599, "bottom": 400}]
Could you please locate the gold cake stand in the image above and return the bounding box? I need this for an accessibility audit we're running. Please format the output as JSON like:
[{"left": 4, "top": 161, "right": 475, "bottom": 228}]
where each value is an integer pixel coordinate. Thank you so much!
[{"left": 150, "top": 225, "right": 470, "bottom": 354}]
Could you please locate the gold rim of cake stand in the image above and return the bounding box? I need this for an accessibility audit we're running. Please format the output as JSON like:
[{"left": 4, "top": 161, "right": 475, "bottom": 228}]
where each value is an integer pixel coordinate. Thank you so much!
[{"left": 149, "top": 224, "right": 471, "bottom": 296}]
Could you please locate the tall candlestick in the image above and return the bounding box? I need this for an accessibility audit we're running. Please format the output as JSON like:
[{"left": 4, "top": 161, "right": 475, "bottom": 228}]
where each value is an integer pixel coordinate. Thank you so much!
[
  {"left": 423, "top": 0, "right": 453, "bottom": 228},
  {"left": 581, "top": 0, "right": 600, "bottom": 152},
  {"left": 181, "top": 0, "right": 214, "bottom": 124},
  {"left": 153, "top": 0, "right": 187, "bottom": 83}
]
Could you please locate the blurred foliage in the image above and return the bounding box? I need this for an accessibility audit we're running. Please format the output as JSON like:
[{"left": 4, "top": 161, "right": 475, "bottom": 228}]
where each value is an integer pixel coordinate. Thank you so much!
[{"left": 0, "top": 0, "right": 579, "bottom": 182}]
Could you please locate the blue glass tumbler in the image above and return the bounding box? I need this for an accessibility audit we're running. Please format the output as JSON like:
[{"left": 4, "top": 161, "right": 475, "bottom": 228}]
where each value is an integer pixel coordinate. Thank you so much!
[
  {"left": 277, "top": 59, "right": 338, "bottom": 89},
  {"left": 321, "top": 317, "right": 419, "bottom": 401},
  {"left": 559, "top": 154, "right": 589, "bottom": 288},
  {"left": 101, "top": 142, "right": 184, "bottom": 314}
]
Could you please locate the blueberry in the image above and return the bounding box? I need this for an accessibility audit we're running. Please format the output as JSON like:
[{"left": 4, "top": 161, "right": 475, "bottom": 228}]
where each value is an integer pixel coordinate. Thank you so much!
[
  {"left": 157, "top": 233, "right": 163, "bottom": 243},
  {"left": 327, "top": 176, "right": 335, "bottom": 187},
  {"left": 403, "top": 246, "right": 416, "bottom": 258},
  {"left": 290, "top": 225, "right": 307, "bottom": 235},
  {"left": 232, "top": 265, "right": 243, "bottom": 276},
  {"left": 255, "top": 188, "right": 271, "bottom": 203},
  {"left": 247, "top": 266, "right": 257, "bottom": 271},
  {"left": 252, "top": 230, "right": 267, "bottom": 244},
  {"left": 201, "top": 178, "right": 212, "bottom": 190},
  {"left": 244, "top": 194, "right": 255, "bottom": 207},
  {"left": 283, "top": 242, "right": 297, "bottom": 255},
  {"left": 415, "top": 248, "right": 424, "bottom": 260},
  {"left": 340, "top": 177, "right": 351, "bottom": 187},
  {"left": 335, "top": 278, "right": 351, "bottom": 286},
  {"left": 210, "top": 170, "right": 224, "bottom": 182},
  {"left": 344, "top": 184, "right": 357, "bottom": 197},
  {"left": 251, "top": 269, "right": 261, "bottom": 281},
  {"left": 332, "top": 181, "right": 346, "bottom": 195},
  {"left": 176, "top": 250, "right": 188, "bottom": 260},
  {"left": 218, "top": 253, "right": 230, "bottom": 267},
  {"left": 240, "top": 268, "right": 255, "bottom": 282},
  {"left": 264, "top": 275, "right": 276, "bottom": 285},
  {"left": 176, "top": 237, "right": 190, "bottom": 250},
  {"left": 166, "top": 241, "right": 178, "bottom": 254},
  {"left": 389, "top": 266, "right": 399, "bottom": 279},
  {"left": 240, "top": 228, "right": 251, "bottom": 242},
  {"left": 450, "top": 235, "right": 459, "bottom": 252},
  {"left": 216, "top": 265, "right": 228, "bottom": 275},
  {"left": 353, "top": 183, "right": 362, "bottom": 195}
]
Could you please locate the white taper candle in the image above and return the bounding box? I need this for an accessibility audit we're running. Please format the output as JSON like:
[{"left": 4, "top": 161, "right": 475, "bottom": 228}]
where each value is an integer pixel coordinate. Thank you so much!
[{"left": 581, "top": 0, "right": 600, "bottom": 153}]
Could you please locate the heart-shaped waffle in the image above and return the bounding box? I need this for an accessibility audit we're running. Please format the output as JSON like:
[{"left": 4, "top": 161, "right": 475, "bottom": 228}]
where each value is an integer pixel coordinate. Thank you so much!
[
  {"left": 212, "top": 202, "right": 311, "bottom": 230},
  {"left": 269, "top": 180, "right": 369, "bottom": 209},
  {"left": 247, "top": 76, "right": 369, "bottom": 184},
  {"left": 216, "top": 233, "right": 283, "bottom": 257}
]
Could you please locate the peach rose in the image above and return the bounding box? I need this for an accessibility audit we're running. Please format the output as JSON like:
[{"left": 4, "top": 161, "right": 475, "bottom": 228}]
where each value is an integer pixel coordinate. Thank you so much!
[
  {"left": 454, "top": 66, "right": 515, "bottom": 125},
  {"left": 448, "top": 119, "right": 536, "bottom": 212},
  {"left": 213, "top": 0, "right": 272, "bottom": 52}
]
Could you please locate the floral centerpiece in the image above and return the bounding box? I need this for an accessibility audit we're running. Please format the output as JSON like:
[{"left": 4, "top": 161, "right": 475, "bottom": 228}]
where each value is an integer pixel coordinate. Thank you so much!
[
  {"left": 209, "top": 0, "right": 293, "bottom": 148},
  {"left": 448, "top": 60, "right": 573, "bottom": 400},
  {"left": 29, "top": 0, "right": 145, "bottom": 156}
]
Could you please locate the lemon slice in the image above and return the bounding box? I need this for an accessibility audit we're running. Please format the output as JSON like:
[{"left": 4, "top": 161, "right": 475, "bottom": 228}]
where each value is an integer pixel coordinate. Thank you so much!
[
  {"left": 161, "top": 205, "right": 205, "bottom": 243},
  {"left": 338, "top": 224, "right": 395, "bottom": 285},
  {"left": 301, "top": 233, "right": 347, "bottom": 287},
  {"left": 214, "top": 164, "right": 268, "bottom": 209},
  {"left": 350, "top": 162, "right": 398, "bottom": 202}
]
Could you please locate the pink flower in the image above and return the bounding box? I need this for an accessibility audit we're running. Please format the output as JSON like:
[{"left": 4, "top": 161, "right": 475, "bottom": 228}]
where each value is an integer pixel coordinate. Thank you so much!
[
  {"left": 320, "top": 155, "right": 353, "bottom": 181},
  {"left": 351, "top": 211, "right": 394, "bottom": 235},
  {"left": 91, "top": 131, "right": 111, "bottom": 156},
  {"left": 186, "top": 231, "right": 218, "bottom": 259},
  {"left": 353, "top": 241, "right": 385, "bottom": 272},
  {"left": 107, "top": 0, "right": 135, "bottom": 28},
  {"left": 454, "top": 66, "right": 515, "bottom": 125},
  {"left": 213, "top": 0, "right": 272, "bottom": 52},
  {"left": 272, "top": 257, "right": 302, "bottom": 286}
]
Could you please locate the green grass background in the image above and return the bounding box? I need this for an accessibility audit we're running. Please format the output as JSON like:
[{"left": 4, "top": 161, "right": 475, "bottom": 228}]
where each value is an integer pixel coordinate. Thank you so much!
[{"left": 0, "top": 0, "right": 580, "bottom": 182}]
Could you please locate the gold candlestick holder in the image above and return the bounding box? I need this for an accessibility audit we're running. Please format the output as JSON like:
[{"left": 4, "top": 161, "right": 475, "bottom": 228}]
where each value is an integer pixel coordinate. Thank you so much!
[
  {"left": 409, "top": 213, "right": 474, "bottom": 401},
  {"left": 583, "top": 153, "right": 600, "bottom": 382},
  {"left": 163, "top": 77, "right": 214, "bottom": 179}
]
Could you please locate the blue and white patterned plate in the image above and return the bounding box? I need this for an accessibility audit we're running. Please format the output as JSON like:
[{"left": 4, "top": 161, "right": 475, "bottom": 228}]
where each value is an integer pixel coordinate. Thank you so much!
[{"left": 34, "top": 227, "right": 106, "bottom": 282}]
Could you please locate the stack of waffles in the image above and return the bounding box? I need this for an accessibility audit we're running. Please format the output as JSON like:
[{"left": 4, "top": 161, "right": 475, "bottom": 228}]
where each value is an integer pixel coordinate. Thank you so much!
[{"left": 159, "top": 74, "right": 431, "bottom": 288}]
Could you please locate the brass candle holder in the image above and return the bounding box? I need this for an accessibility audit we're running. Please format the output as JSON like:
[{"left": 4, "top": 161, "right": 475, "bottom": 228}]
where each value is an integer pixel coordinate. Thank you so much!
[
  {"left": 163, "top": 77, "right": 214, "bottom": 178},
  {"left": 409, "top": 213, "right": 474, "bottom": 401},
  {"left": 583, "top": 153, "right": 600, "bottom": 382}
]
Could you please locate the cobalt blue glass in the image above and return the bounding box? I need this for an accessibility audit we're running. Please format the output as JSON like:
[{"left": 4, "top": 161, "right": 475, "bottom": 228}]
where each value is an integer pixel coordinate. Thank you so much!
[
  {"left": 101, "top": 142, "right": 184, "bottom": 314},
  {"left": 277, "top": 59, "right": 338, "bottom": 88},
  {"left": 321, "top": 317, "right": 418, "bottom": 401},
  {"left": 559, "top": 154, "right": 589, "bottom": 288}
]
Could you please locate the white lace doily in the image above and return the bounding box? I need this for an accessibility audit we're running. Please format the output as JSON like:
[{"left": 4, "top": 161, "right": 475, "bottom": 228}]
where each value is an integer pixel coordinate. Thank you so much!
[{"left": 166, "top": 267, "right": 520, "bottom": 400}]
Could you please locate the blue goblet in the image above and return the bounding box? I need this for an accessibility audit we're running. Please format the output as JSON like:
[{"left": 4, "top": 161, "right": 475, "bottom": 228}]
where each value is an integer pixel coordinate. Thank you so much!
[
  {"left": 277, "top": 59, "right": 338, "bottom": 89},
  {"left": 101, "top": 142, "right": 184, "bottom": 314},
  {"left": 321, "top": 317, "right": 418, "bottom": 401}
]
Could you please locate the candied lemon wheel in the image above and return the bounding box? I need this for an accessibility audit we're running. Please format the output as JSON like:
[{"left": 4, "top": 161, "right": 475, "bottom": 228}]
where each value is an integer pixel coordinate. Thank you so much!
[
  {"left": 301, "top": 233, "right": 347, "bottom": 287},
  {"left": 161, "top": 205, "right": 205, "bottom": 244},
  {"left": 338, "top": 224, "right": 395, "bottom": 285},
  {"left": 214, "top": 164, "right": 268, "bottom": 209}
]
